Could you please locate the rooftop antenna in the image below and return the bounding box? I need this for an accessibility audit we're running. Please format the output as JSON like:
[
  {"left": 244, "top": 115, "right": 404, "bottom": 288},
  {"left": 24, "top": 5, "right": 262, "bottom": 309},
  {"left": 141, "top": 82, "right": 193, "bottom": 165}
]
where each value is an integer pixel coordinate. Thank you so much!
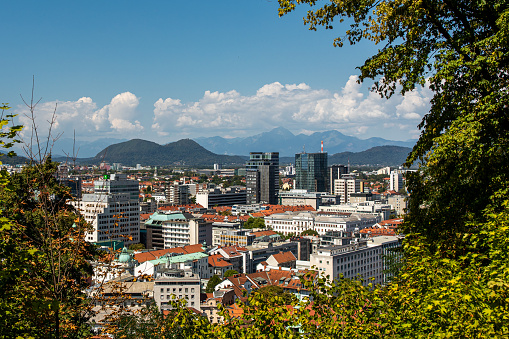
[
  {"left": 348, "top": 158, "right": 350, "bottom": 173},
  {"left": 303, "top": 145, "right": 306, "bottom": 154},
  {"left": 321, "top": 140, "right": 323, "bottom": 153}
]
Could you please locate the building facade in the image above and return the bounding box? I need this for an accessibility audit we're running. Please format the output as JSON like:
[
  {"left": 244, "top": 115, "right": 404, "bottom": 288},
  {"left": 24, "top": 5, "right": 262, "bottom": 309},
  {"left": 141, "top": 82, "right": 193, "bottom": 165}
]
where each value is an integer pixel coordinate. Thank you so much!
[
  {"left": 265, "top": 211, "right": 380, "bottom": 236},
  {"left": 196, "top": 186, "right": 247, "bottom": 209},
  {"left": 154, "top": 268, "right": 201, "bottom": 311},
  {"left": 295, "top": 152, "right": 328, "bottom": 193},
  {"left": 328, "top": 164, "right": 348, "bottom": 194},
  {"left": 72, "top": 174, "right": 140, "bottom": 246},
  {"left": 310, "top": 235, "right": 401, "bottom": 286},
  {"left": 334, "top": 177, "right": 362, "bottom": 203},
  {"left": 245, "top": 152, "right": 279, "bottom": 205}
]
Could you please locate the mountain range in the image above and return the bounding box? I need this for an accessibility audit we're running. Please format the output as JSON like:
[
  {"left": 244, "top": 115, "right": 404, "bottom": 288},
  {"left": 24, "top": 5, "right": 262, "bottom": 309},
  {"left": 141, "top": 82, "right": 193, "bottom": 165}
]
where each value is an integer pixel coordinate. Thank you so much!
[{"left": 194, "top": 127, "right": 416, "bottom": 157}]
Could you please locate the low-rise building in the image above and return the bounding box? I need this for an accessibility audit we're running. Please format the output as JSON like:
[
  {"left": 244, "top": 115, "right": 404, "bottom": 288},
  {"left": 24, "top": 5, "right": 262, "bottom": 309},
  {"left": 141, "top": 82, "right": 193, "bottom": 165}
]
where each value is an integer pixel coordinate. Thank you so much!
[
  {"left": 154, "top": 268, "right": 201, "bottom": 311},
  {"left": 265, "top": 211, "right": 380, "bottom": 236},
  {"left": 196, "top": 186, "right": 247, "bottom": 209},
  {"left": 310, "top": 235, "right": 401, "bottom": 286}
]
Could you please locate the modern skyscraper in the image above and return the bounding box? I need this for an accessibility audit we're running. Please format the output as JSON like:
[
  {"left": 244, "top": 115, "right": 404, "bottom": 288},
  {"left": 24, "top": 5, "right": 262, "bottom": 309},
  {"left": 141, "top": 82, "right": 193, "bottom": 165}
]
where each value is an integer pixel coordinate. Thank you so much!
[
  {"left": 295, "top": 152, "right": 328, "bottom": 192},
  {"left": 246, "top": 152, "right": 279, "bottom": 205}
]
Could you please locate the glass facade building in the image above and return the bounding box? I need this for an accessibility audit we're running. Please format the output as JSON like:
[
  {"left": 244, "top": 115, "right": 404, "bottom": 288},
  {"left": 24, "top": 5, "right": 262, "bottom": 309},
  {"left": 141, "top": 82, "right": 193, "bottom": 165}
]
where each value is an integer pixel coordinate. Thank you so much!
[{"left": 295, "top": 152, "right": 328, "bottom": 193}]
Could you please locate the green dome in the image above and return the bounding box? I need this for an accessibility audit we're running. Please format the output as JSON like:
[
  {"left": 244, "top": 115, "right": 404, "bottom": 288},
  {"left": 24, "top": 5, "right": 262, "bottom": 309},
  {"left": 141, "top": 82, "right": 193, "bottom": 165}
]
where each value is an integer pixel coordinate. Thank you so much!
[{"left": 118, "top": 247, "right": 131, "bottom": 263}]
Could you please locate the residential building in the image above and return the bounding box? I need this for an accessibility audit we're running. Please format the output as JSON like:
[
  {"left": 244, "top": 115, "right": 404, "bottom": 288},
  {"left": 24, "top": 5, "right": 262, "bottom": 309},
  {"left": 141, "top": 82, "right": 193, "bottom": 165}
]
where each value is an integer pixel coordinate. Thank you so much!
[
  {"left": 387, "top": 194, "right": 408, "bottom": 216},
  {"left": 167, "top": 183, "right": 190, "bottom": 205},
  {"left": 328, "top": 164, "right": 348, "bottom": 194},
  {"left": 144, "top": 211, "right": 211, "bottom": 250},
  {"left": 310, "top": 235, "right": 401, "bottom": 286},
  {"left": 212, "top": 228, "right": 255, "bottom": 247},
  {"left": 334, "top": 177, "right": 362, "bottom": 203},
  {"left": 245, "top": 152, "right": 279, "bottom": 205},
  {"left": 295, "top": 152, "right": 328, "bottom": 193},
  {"left": 319, "top": 201, "right": 392, "bottom": 220},
  {"left": 390, "top": 171, "right": 404, "bottom": 192},
  {"left": 265, "top": 251, "right": 297, "bottom": 269},
  {"left": 72, "top": 173, "right": 140, "bottom": 246}
]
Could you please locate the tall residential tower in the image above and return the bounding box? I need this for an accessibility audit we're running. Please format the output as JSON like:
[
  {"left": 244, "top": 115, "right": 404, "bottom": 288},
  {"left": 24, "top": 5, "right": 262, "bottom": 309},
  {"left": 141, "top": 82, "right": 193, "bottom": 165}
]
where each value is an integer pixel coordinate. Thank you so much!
[{"left": 245, "top": 152, "right": 279, "bottom": 205}]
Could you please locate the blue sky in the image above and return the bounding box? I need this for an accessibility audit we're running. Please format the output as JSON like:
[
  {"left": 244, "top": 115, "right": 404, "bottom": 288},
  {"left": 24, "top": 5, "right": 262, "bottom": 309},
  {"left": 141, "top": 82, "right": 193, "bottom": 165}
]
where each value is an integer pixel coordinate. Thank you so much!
[{"left": 2, "top": 0, "right": 431, "bottom": 145}]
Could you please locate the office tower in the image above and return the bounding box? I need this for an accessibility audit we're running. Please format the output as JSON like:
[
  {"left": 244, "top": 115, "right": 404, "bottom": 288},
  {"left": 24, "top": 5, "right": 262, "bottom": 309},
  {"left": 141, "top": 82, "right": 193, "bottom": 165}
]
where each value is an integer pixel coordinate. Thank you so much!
[
  {"left": 245, "top": 152, "right": 279, "bottom": 205},
  {"left": 328, "top": 164, "right": 348, "bottom": 194},
  {"left": 295, "top": 152, "right": 328, "bottom": 192}
]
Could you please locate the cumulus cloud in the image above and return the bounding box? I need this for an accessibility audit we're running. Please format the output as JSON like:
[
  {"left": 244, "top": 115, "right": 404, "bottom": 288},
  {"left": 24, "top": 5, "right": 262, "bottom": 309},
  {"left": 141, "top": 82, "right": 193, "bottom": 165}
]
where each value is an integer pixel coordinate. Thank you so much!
[
  {"left": 15, "top": 92, "right": 142, "bottom": 141},
  {"left": 152, "top": 76, "right": 431, "bottom": 140}
]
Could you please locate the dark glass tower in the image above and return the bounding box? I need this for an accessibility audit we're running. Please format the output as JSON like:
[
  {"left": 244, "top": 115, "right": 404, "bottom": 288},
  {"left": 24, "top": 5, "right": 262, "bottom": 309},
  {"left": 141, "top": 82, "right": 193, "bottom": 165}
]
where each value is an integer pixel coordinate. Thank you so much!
[
  {"left": 246, "top": 152, "right": 279, "bottom": 205},
  {"left": 295, "top": 152, "right": 328, "bottom": 192}
]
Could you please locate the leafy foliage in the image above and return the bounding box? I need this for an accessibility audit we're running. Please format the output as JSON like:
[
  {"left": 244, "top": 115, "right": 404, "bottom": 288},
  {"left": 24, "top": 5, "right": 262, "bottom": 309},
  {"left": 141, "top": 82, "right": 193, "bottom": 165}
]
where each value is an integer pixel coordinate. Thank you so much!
[
  {"left": 300, "top": 229, "right": 318, "bottom": 236},
  {"left": 223, "top": 270, "right": 238, "bottom": 278},
  {"left": 242, "top": 217, "right": 265, "bottom": 229},
  {"left": 205, "top": 275, "right": 222, "bottom": 293}
]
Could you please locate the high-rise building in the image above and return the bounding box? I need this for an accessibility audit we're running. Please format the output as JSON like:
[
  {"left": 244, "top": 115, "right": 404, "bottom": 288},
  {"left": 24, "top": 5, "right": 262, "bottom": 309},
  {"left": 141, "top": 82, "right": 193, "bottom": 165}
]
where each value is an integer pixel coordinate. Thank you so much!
[
  {"left": 246, "top": 152, "right": 279, "bottom": 205},
  {"left": 328, "top": 164, "right": 348, "bottom": 194},
  {"left": 72, "top": 173, "right": 140, "bottom": 246},
  {"left": 390, "top": 171, "right": 404, "bottom": 192},
  {"left": 295, "top": 152, "right": 328, "bottom": 192},
  {"left": 334, "top": 177, "right": 361, "bottom": 203}
]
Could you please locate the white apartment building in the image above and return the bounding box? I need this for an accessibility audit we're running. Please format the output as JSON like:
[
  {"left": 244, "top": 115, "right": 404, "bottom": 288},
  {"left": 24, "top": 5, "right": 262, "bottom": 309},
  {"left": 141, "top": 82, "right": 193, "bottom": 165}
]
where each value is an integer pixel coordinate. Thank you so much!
[
  {"left": 265, "top": 211, "right": 379, "bottom": 236},
  {"left": 154, "top": 268, "right": 201, "bottom": 311},
  {"left": 310, "top": 235, "right": 401, "bottom": 286},
  {"left": 74, "top": 193, "right": 140, "bottom": 245},
  {"left": 72, "top": 173, "right": 140, "bottom": 246},
  {"left": 334, "top": 178, "right": 361, "bottom": 203},
  {"left": 390, "top": 171, "right": 404, "bottom": 192},
  {"left": 319, "top": 201, "right": 392, "bottom": 220}
]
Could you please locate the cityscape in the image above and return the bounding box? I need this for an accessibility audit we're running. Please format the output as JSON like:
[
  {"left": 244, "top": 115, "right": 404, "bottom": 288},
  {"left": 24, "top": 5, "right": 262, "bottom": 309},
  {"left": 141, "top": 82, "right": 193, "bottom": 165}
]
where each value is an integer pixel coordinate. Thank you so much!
[{"left": 1, "top": 1, "right": 507, "bottom": 338}]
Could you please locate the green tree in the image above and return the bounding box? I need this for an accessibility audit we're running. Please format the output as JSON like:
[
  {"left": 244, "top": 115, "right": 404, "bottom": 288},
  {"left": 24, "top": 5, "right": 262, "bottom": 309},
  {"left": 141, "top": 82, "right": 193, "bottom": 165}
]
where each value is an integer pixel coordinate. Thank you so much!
[
  {"left": 205, "top": 275, "right": 222, "bottom": 293},
  {"left": 278, "top": 0, "right": 509, "bottom": 336},
  {"left": 0, "top": 104, "right": 95, "bottom": 338},
  {"left": 300, "top": 229, "right": 318, "bottom": 236},
  {"left": 223, "top": 269, "right": 238, "bottom": 278},
  {"left": 129, "top": 243, "right": 145, "bottom": 251},
  {"left": 243, "top": 217, "right": 265, "bottom": 229}
]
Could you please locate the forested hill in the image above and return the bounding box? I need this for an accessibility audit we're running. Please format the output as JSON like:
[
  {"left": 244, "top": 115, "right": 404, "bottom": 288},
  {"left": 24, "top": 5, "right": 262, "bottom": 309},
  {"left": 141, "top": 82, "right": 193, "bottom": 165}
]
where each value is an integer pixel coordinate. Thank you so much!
[
  {"left": 93, "top": 139, "right": 246, "bottom": 167},
  {"left": 328, "top": 146, "right": 413, "bottom": 167}
]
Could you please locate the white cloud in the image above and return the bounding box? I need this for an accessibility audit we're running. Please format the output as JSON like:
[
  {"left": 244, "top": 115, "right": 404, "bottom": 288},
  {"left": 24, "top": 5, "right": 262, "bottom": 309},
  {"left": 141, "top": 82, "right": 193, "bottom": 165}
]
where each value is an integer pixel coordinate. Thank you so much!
[
  {"left": 15, "top": 92, "right": 142, "bottom": 142},
  {"left": 152, "top": 76, "right": 431, "bottom": 140}
]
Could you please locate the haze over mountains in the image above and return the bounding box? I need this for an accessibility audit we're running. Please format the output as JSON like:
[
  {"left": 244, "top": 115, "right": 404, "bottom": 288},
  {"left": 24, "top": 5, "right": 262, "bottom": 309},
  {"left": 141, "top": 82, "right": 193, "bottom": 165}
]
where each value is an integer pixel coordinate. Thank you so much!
[
  {"left": 18, "top": 127, "right": 415, "bottom": 167},
  {"left": 194, "top": 127, "right": 416, "bottom": 156}
]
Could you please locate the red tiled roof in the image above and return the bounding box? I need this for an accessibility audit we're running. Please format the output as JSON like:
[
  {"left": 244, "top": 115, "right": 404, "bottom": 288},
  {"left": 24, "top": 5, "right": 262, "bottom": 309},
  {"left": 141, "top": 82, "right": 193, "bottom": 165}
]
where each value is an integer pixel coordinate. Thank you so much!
[
  {"left": 271, "top": 251, "right": 296, "bottom": 264},
  {"left": 250, "top": 230, "right": 278, "bottom": 238},
  {"left": 208, "top": 254, "right": 233, "bottom": 268}
]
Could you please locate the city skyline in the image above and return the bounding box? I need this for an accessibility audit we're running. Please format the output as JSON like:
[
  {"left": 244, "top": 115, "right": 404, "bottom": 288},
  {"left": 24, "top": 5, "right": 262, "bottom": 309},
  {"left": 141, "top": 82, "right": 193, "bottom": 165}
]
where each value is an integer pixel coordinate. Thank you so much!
[{"left": 3, "top": 1, "right": 431, "bottom": 145}]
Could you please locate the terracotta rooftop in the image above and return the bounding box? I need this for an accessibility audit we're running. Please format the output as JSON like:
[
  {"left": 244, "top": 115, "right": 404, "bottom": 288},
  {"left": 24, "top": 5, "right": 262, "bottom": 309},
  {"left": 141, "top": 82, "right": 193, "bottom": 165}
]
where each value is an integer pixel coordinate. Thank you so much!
[
  {"left": 208, "top": 254, "right": 233, "bottom": 268},
  {"left": 271, "top": 251, "right": 297, "bottom": 264}
]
